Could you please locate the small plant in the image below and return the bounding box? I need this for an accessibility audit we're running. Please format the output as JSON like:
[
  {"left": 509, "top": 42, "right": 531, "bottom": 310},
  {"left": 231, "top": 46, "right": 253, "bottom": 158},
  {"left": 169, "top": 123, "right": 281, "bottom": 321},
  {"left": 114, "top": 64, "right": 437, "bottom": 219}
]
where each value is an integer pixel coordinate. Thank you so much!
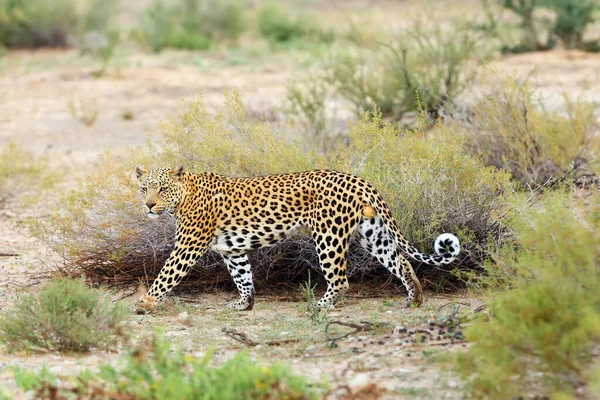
[
  {"left": 0, "top": 278, "right": 129, "bottom": 352},
  {"left": 139, "top": 0, "right": 174, "bottom": 53},
  {"left": 286, "top": 72, "right": 331, "bottom": 152},
  {"left": 0, "top": 142, "right": 55, "bottom": 210},
  {"left": 121, "top": 109, "right": 135, "bottom": 121},
  {"left": 88, "top": 29, "right": 120, "bottom": 78},
  {"left": 11, "top": 336, "right": 318, "bottom": 399},
  {"left": 300, "top": 271, "right": 325, "bottom": 324},
  {"left": 69, "top": 96, "right": 99, "bottom": 127}
]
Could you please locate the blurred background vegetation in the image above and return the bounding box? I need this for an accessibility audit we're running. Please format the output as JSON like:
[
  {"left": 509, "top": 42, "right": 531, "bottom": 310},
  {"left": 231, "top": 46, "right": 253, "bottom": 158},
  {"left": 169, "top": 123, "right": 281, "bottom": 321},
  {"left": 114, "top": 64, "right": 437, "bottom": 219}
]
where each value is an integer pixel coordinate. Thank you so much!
[{"left": 1, "top": 0, "right": 599, "bottom": 398}]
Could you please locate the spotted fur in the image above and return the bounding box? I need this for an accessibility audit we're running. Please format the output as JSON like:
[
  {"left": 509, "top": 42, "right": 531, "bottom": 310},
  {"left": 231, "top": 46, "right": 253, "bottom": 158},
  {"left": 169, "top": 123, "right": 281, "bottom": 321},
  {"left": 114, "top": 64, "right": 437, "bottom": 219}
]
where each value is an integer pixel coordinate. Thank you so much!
[{"left": 134, "top": 167, "right": 460, "bottom": 313}]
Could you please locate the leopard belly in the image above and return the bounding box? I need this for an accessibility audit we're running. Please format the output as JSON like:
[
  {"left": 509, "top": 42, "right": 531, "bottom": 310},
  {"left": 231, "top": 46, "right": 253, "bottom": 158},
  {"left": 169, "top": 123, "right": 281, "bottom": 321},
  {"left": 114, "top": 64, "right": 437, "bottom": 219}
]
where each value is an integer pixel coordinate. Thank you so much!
[{"left": 210, "top": 221, "right": 304, "bottom": 254}]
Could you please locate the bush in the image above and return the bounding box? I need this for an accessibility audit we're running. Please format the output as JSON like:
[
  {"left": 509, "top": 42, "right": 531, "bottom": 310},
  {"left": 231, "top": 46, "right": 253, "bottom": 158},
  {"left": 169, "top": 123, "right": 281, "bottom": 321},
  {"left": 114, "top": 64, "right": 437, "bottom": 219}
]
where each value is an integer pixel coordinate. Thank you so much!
[
  {"left": 0, "top": 0, "right": 117, "bottom": 48},
  {"left": 459, "top": 191, "right": 600, "bottom": 398},
  {"left": 0, "top": 278, "right": 128, "bottom": 352},
  {"left": 257, "top": 2, "right": 334, "bottom": 45},
  {"left": 0, "top": 142, "right": 55, "bottom": 210},
  {"left": 11, "top": 336, "right": 318, "bottom": 399},
  {"left": 139, "top": 0, "right": 246, "bottom": 52},
  {"left": 458, "top": 76, "right": 599, "bottom": 189},
  {"left": 544, "top": 0, "right": 598, "bottom": 49},
  {"left": 491, "top": 0, "right": 599, "bottom": 51},
  {"left": 32, "top": 92, "right": 511, "bottom": 294},
  {"left": 294, "top": 18, "right": 485, "bottom": 121}
]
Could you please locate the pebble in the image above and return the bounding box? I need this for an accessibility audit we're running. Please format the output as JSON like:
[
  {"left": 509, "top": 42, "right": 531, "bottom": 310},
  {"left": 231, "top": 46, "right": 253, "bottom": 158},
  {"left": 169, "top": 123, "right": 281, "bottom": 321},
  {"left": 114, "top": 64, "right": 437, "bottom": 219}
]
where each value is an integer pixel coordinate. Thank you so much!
[
  {"left": 177, "top": 311, "right": 189, "bottom": 321},
  {"left": 349, "top": 373, "right": 370, "bottom": 392}
]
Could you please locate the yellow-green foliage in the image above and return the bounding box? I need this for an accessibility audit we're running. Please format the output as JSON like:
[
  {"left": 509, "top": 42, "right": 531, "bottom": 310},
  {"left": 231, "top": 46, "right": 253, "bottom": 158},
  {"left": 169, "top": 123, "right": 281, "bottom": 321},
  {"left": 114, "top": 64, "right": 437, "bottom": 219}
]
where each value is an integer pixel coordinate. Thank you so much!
[
  {"left": 0, "top": 278, "right": 129, "bottom": 353},
  {"left": 34, "top": 93, "right": 511, "bottom": 289},
  {"left": 459, "top": 191, "right": 600, "bottom": 398},
  {"left": 10, "top": 337, "right": 318, "bottom": 399},
  {"left": 463, "top": 76, "right": 599, "bottom": 189},
  {"left": 0, "top": 142, "right": 55, "bottom": 209}
]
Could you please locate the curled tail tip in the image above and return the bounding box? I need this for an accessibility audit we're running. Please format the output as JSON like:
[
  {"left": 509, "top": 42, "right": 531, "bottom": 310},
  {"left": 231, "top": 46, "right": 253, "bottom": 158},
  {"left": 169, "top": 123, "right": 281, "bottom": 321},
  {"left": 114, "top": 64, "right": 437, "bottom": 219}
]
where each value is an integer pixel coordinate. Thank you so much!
[{"left": 434, "top": 233, "right": 460, "bottom": 260}]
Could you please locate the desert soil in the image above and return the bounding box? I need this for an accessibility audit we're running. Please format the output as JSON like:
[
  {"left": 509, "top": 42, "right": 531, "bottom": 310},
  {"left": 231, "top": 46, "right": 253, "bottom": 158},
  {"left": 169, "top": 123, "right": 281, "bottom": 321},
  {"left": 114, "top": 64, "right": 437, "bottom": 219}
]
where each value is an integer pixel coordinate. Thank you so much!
[{"left": 1, "top": 0, "right": 599, "bottom": 398}]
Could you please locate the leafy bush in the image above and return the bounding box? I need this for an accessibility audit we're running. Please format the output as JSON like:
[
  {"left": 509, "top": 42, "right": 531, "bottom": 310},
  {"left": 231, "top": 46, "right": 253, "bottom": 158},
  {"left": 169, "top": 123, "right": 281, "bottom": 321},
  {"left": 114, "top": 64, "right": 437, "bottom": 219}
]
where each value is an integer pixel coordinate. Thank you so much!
[
  {"left": 459, "top": 191, "right": 600, "bottom": 398},
  {"left": 11, "top": 336, "right": 317, "bottom": 399},
  {"left": 0, "top": 278, "right": 129, "bottom": 352},
  {"left": 0, "top": 0, "right": 117, "bottom": 48},
  {"left": 491, "top": 0, "right": 599, "bottom": 51},
  {"left": 257, "top": 2, "right": 334, "bottom": 45},
  {"left": 294, "top": 18, "right": 485, "bottom": 121},
  {"left": 458, "top": 76, "right": 599, "bottom": 189},
  {"left": 0, "top": 142, "right": 55, "bottom": 210},
  {"left": 544, "top": 0, "right": 598, "bottom": 49},
  {"left": 32, "top": 92, "right": 511, "bottom": 294},
  {"left": 139, "top": 0, "right": 246, "bottom": 52}
]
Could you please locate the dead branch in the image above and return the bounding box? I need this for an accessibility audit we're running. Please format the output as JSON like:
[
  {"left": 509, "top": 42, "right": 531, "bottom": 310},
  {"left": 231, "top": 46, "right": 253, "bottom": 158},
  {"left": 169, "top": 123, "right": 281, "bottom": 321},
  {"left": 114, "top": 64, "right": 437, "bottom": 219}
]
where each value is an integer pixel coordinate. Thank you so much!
[
  {"left": 325, "top": 320, "right": 390, "bottom": 345},
  {"left": 221, "top": 328, "right": 299, "bottom": 347}
]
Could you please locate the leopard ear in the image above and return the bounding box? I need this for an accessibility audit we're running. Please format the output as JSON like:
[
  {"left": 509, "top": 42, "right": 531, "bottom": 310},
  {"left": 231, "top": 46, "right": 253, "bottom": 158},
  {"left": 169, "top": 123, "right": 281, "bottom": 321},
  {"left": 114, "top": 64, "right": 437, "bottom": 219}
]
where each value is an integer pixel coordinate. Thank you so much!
[
  {"left": 135, "top": 166, "right": 147, "bottom": 181},
  {"left": 169, "top": 165, "right": 184, "bottom": 180}
]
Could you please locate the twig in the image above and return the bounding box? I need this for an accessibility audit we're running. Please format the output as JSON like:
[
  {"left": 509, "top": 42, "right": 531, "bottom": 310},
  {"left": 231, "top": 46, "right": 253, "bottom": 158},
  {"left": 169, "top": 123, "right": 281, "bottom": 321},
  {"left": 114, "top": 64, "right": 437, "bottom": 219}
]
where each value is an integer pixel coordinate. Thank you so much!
[
  {"left": 0, "top": 253, "right": 19, "bottom": 257},
  {"left": 221, "top": 328, "right": 299, "bottom": 347},
  {"left": 324, "top": 320, "right": 389, "bottom": 345}
]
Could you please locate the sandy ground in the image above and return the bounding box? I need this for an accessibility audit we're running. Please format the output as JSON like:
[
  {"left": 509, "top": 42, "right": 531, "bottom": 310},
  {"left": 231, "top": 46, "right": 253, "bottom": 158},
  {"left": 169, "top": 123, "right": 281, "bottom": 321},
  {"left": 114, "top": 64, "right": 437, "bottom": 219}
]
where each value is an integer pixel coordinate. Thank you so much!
[{"left": 1, "top": 1, "right": 599, "bottom": 397}]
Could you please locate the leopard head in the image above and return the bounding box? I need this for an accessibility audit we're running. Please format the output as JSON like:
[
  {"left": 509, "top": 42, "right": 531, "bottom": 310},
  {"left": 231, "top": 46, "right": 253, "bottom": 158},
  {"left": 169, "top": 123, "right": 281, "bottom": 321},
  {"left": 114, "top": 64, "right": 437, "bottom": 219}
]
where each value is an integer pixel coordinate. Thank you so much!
[{"left": 136, "top": 166, "right": 185, "bottom": 219}]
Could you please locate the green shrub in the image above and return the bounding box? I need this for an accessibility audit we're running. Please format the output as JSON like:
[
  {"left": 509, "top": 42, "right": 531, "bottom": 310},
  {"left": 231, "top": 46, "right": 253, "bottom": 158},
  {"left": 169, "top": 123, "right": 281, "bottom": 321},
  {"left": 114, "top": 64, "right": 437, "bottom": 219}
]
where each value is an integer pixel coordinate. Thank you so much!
[
  {"left": 296, "top": 18, "right": 485, "bottom": 121},
  {"left": 12, "top": 336, "right": 318, "bottom": 399},
  {"left": 459, "top": 191, "right": 600, "bottom": 398},
  {"left": 0, "top": 142, "right": 55, "bottom": 210},
  {"left": 491, "top": 0, "right": 599, "bottom": 51},
  {"left": 0, "top": 278, "right": 129, "bottom": 352},
  {"left": 459, "top": 76, "right": 599, "bottom": 189},
  {"left": 0, "top": 0, "right": 117, "bottom": 48},
  {"left": 139, "top": 0, "right": 246, "bottom": 52},
  {"left": 32, "top": 93, "right": 511, "bottom": 293},
  {"left": 543, "top": 0, "right": 598, "bottom": 49},
  {"left": 257, "top": 2, "right": 333, "bottom": 45},
  {"left": 139, "top": 0, "right": 174, "bottom": 53}
]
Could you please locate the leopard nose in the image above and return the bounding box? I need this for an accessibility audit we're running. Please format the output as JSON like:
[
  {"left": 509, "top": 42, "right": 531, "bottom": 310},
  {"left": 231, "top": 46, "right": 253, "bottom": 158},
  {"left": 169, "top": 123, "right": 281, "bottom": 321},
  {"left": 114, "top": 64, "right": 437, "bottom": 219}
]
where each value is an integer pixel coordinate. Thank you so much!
[{"left": 146, "top": 202, "right": 156, "bottom": 209}]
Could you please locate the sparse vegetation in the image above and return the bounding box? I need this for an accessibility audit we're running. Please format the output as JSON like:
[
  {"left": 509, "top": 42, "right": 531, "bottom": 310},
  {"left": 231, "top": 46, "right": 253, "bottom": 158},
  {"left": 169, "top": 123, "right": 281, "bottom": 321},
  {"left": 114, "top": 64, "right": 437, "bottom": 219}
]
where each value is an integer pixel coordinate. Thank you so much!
[
  {"left": 459, "top": 191, "right": 600, "bottom": 398},
  {"left": 0, "top": 142, "right": 55, "bottom": 210},
  {"left": 457, "top": 76, "right": 599, "bottom": 189},
  {"left": 257, "top": 2, "right": 333, "bottom": 45},
  {"left": 0, "top": 0, "right": 118, "bottom": 49},
  {"left": 11, "top": 336, "right": 318, "bottom": 399},
  {"left": 487, "top": 0, "right": 599, "bottom": 52},
  {"left": 0, "top": 278, "right": 129, "bottom": 353},
  {"left": 139, "top": 0, "right": 247, "bottom": 52},
  {"left": 69, "top": 96, "right": 100, "bottom": 127},
  {"left": 292, "top": 17, "right": 485, "bottom": 122}
]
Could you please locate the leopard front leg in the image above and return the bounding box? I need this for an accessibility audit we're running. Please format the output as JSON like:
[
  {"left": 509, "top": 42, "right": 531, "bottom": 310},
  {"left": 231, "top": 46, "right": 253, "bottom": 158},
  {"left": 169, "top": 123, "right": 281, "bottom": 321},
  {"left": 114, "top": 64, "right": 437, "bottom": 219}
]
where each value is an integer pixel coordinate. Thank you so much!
[
  {"left": 221, "top": 253, "right": 255, "bottom": 311},
  {"left": 135, "top": 235, "right": 208, "bottom": 314}
]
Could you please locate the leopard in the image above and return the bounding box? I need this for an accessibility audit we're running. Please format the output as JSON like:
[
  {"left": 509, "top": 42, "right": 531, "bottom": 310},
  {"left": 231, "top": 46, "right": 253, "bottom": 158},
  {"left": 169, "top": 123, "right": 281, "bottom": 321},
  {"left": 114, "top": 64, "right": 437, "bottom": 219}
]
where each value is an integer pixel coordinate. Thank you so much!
[{"left": 133, "top": 166, "right": 460, "bottom": 314}]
